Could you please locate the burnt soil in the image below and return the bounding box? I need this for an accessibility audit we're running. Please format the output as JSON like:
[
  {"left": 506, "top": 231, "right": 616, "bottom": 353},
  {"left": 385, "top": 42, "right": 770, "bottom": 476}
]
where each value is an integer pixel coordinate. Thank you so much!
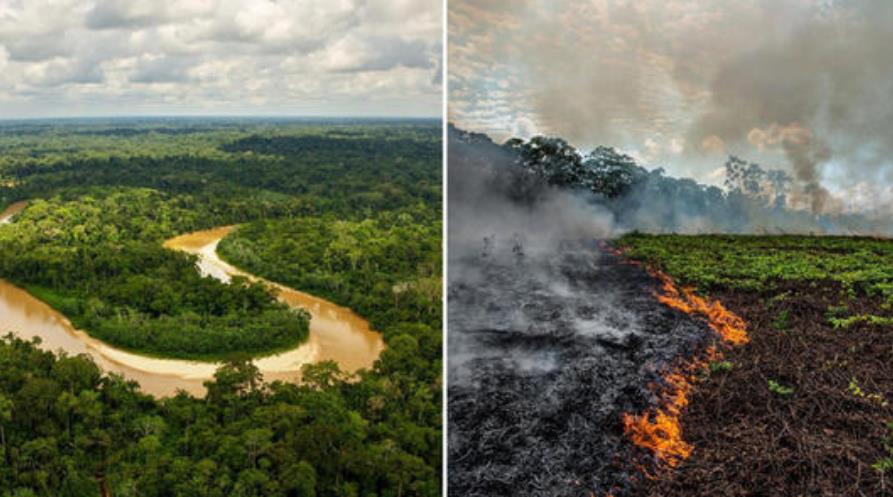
[
  {"left": 448, "top": 241, "right": 714, "bottom": 497},
  {"left": 635, "top": 281, "right": 893, "bottom": 497}
]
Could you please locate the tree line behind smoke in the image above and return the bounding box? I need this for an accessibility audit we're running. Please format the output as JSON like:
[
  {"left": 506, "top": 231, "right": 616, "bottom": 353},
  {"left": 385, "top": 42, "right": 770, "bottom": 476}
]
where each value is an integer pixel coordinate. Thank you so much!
[{"left": 450, "top": 124, "right": 890, "bottom": 236}]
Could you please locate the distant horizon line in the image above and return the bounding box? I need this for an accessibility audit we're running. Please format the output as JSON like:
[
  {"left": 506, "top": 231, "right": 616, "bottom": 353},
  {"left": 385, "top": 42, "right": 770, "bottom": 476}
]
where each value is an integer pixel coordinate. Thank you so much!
[{"left": 0, "top": 114, "right": 441, "bottom": 123}]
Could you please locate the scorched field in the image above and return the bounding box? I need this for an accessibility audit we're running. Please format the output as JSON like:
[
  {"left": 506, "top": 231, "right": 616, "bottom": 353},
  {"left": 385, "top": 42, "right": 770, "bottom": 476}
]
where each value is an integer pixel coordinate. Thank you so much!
[
  {"left": 448, "top": 234, "right": 893, "bottom": 497},
  {"left": 619, "top": 233, "right": 893, "bottom": 497}
]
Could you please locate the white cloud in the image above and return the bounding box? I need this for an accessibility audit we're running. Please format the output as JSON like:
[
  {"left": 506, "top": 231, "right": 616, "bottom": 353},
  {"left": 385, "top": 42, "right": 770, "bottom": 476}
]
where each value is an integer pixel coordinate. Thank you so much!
[
  {"left": 85, "top": 1, "right": 172, "bottom": 30},
  {"left": 324, "top": 34, "right": 434, "bottom": 73},
  {"left": 0, "top": 0, "right": 442, "bottom": 117}
]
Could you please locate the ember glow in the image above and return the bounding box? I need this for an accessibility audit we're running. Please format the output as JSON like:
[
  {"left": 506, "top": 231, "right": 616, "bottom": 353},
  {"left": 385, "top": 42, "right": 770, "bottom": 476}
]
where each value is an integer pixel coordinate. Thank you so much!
[
  {"left": 652, "top": 271, "right": 749, "bottom": 346},
  {"left": 622, "top": 267, "right": 749, "bottom": 469}
]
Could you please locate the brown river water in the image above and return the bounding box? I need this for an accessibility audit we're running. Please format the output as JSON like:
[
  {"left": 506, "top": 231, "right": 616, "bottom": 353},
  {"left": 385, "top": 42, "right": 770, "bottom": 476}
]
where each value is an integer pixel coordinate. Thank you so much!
[{"left": 0, "top": 202, "right": 384, "bottom": 397}]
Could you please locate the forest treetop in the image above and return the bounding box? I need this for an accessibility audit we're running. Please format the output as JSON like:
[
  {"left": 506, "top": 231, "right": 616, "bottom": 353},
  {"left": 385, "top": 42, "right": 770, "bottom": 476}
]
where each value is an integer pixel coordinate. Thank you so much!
[
  {"left": 450, "top": 124, "right": 891, "bottom": 236},
  {"left": 0, "top": 118, "right": 443, "bottom": 496}
]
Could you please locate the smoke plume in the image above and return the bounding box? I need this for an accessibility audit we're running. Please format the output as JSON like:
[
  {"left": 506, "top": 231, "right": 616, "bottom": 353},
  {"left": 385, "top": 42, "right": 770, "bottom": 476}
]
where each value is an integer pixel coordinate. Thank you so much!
[
  {"left": 448, "top": 127, "right": 615, "bottom": 264},
  {"left": 450, "top": 0, "right": 893, "bottom": 216}
]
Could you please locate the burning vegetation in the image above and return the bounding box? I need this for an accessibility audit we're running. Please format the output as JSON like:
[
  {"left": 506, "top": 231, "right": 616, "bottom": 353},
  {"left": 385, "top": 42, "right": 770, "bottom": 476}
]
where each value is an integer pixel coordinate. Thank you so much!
[
  {"left": 448, "top": 240, "right": 716, "bottom": 496},
  {"left": 449, "top": 125, "right": 892, "bottom": 496},
  {"left": 620, "top": 266, "right": 748, "bottom": 474},
  {"left": 620, "top": 234, "right": 893, "bottom": 496}
]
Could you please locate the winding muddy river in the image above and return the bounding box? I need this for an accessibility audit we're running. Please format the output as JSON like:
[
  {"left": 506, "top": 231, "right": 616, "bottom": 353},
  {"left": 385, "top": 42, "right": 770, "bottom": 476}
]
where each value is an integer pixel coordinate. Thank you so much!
[{"left": 0, "top": 202, "right": 384, "bottom": 397}]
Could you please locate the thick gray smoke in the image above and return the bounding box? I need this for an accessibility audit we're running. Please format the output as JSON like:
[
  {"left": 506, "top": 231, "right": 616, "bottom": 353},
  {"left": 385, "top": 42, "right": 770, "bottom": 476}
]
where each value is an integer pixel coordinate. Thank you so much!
[
  {"left": 447, "top": 126, "right": 720, "bottom": 496},
  {"left": 742, "top": 123, "right": 834, "bottom": 213},
  {"left": 689, "top": 1, "right": 893, "bottom": 214},
  {"left": 449, "top": 124, "right": 893, "bottom": 236},
  {"left": 448, "top": 128, "right": 615, "bottom": 264},
  {"left": 450, "top": 0, "right": 893, "bottom": 217},
  {"left": 448, "top": 126, "right": 616, "bottom": 387}
]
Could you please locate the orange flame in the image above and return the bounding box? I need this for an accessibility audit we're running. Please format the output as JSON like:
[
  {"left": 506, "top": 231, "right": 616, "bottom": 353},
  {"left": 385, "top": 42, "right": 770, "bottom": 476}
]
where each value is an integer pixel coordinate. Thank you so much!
[
  {"left": 621, "top": 265, "right": 748, "bottom": 471},
  {"left": 652, "top": 271, "right": 748, "bottom": 345},
  {"left": 600, "top": 242, "right": 639, "bottom": 265}
]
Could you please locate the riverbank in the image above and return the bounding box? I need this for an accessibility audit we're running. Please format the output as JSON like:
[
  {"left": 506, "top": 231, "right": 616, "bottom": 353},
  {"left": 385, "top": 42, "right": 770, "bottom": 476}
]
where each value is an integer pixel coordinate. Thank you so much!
[
  {"left": 165, "top": 226, "right": 385, "bottom": 381},
  {"left": 0, "top": 201, "right": 383, "bottom": 396}
]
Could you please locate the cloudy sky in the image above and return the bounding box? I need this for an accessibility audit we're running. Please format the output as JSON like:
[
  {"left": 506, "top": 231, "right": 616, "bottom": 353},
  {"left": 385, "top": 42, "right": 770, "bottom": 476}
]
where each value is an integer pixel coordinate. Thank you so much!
[
  {"left": 450, "top": 0, "right": 893, "bottom": 214},
  {"left": 0, "top": 0, "right": 442, "bottom": 118}
]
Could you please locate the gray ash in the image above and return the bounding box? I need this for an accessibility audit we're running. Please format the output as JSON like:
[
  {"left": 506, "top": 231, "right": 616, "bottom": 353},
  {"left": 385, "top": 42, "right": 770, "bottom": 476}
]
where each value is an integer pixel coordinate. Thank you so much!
[{"left": 448, "top": 241, "right": 713, "bottom": 497}]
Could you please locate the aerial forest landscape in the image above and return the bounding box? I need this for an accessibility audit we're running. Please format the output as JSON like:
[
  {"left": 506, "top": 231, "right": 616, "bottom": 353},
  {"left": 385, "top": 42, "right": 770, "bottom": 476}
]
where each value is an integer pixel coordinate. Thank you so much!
[
  {"left": 0, "top": 118, "right": 443, "bottom": 496},
  {"left": 448, "top": 1, "right": 893, "bottom": 496},
  {"left": 0, "top": 0, "right": 444, "bottom": 495},
  {"left": 6, "top": 0, "right": 893, "bottom": 495}
]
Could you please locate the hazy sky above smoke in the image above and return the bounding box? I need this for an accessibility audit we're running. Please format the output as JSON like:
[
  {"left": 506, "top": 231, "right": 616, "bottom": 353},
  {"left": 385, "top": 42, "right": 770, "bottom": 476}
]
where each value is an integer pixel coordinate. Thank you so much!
[
  {"left": 449, "top": 0, "right": 893, "bottom": 214},
  {"left": 0, "top": 0, "right": 442, "bottom": 118}
]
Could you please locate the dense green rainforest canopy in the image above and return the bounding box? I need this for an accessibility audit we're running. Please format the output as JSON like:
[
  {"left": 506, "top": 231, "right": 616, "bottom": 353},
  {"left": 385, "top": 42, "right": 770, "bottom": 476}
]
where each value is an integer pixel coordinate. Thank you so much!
[{"left": 0, "top": 119, "right": 442, "bottom": 497}]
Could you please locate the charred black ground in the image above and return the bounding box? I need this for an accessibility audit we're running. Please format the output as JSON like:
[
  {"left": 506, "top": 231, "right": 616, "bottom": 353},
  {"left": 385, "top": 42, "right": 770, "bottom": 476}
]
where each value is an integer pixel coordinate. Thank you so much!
[
  {"left": 448, "top": 125, "right": 893, "bottom": 497},
  {"left": 447, "top": 241, "right": 713, "bottom": 497}
]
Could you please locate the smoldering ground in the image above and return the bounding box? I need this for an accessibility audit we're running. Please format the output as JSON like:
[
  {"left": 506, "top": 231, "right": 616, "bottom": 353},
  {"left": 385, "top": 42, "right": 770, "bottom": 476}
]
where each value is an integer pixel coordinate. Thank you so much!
[
  {"left": 449, "top": 2, "right": 893, "bottom": 493},
  {"left": 448, "top": 244, "right": 716, "bottom": 497},
  {"left": 446, "top": 118, "right": 893, "bottom": 495},
  {"left": 447, "top": 128, "right": 717, "bottom": 496}
]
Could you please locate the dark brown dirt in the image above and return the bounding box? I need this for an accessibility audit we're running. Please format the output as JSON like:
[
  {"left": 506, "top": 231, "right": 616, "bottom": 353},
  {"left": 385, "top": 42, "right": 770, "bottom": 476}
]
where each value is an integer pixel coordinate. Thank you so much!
[{"left": 634, "top": 281, "right": 893, "bottom": 497}]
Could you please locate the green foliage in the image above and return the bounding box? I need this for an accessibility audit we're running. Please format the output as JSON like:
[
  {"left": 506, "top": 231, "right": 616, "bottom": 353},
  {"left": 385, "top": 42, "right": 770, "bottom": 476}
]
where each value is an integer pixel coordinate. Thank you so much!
[
  {"left": 873, "top": 421, "right": 893, "bottom": 474},
  {"left": 825, "top": 304, "right": 849, "bottom": 319},
  {"left": 768, "top": 379, "right": 795, "bottom": 396},
  {"left": 829, "top": 314, "right": 893, "bottom": 330},
  {"left": 0, "top": 189, "right": 309, "bottom": 359},
  {"left": 0, "top": 334, "right": 439, "bottom": 497},
  {"left": 0, "top": 119, "right": 442, "bottom": 495},
  {"left": 620, "top": 234, "right": 893, "bottom": 324},
  {"left": 620, "top": 234, "right": 893, "bottom": 294},
  {"left": 215, "top": 204, "right": 444, "bottom": 490},
  {"left": 0, "top": 120, "right": 440, "bottom": 359},
  {"left": 217, "top": 206, "right": 443, "bottom": 344},
  {"left": 771, "top": 310, "right": 790, "bottom": 331},
  {"left": 1, "top": 120, "right": 440, "bottom": 215},
  {"left": 709, "top": 361, "right": 734, "bottom": 374},
  {"left": 768, "top": 291, "right": 791, "bottom": 306}
]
